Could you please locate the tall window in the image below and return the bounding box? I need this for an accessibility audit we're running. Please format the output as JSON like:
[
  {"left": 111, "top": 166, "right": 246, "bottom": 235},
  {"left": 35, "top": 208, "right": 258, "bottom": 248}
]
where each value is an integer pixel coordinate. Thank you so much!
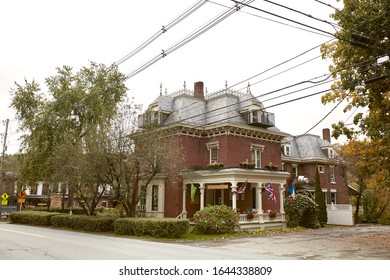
[
  {"left": 292, "top": 164, "right": 298, "bottom": 177},
  {"left": 206, "top": 141, "right": 219, "bottom": 164},
  {"left": 283, "top": 145, "right": 291, "bottom": 156},
  {"left": 210, "top": 147, "right": 218, "bottom": 163},
  {"left": 251, "top": 149, "right": 261, "bottom": 168},
  {"left": 329, "top": 166, "right": 336, "bottom": 183},
  {"left": 152, "top": 185, "right": 159, "bottom": 211},
  {"left": 251, "top": 144, "right": 264, "bottom": 168},
  {"left": 138, "top": 186, "right": 146, "bottom": 212},
  {"left": 330, "top": 191, "right": 337, "bottom": 204}
]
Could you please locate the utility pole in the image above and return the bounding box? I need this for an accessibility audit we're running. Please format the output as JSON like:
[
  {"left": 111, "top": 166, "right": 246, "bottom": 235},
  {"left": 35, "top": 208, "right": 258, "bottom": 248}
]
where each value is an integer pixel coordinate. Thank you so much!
[{"left": 1, "top": 118, "right": 9, "bottom": 194}]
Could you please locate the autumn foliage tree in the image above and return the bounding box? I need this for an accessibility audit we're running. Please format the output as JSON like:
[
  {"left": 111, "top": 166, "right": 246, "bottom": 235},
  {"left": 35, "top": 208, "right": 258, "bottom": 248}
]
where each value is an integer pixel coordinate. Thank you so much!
[{"left": 320, "top": 0, "right": 389, "bottom": 223}]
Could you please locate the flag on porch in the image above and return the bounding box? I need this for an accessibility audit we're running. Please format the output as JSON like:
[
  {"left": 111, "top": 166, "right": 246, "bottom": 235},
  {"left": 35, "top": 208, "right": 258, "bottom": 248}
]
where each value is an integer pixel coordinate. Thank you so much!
[
  {"left": 288, "top": 182, "right": 295, "bottom": 203},
  {"left": 190, "top": 182, "right": 197, "bottom": 202},
  {"left": 233, "top": 179, "right": 247, "bottom": 194},
  {"left": 265, "top": 181, "right": 276, "bottom": 202}
]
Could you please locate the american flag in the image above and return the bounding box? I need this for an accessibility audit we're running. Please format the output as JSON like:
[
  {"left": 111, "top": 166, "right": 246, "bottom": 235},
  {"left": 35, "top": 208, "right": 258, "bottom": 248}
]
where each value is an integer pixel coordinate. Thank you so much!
[
  {"left": 233, "top": 179, "right": 247, "bottom": 194},
  {"left": 265, "top": 181, "right": 276, "bottom": 202}
]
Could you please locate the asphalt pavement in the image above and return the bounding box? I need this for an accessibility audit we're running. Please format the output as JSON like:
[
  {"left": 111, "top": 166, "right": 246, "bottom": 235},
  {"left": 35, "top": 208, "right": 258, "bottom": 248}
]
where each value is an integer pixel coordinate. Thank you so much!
[{"left": 183, "top": 225, "right": 390, "bottom": 259}]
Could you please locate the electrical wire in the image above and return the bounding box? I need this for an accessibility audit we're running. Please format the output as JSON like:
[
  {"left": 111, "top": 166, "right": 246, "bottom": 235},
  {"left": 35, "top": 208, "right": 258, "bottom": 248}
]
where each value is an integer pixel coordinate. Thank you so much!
[
  {"left": 125, "top": 0, "right": 254, "bottom": 79},
  {"left": 209, "top": 0, "right": 335, "bottom": 38},
  {"left": 114, "top": 0, "right": 209, "bottom": 66}
]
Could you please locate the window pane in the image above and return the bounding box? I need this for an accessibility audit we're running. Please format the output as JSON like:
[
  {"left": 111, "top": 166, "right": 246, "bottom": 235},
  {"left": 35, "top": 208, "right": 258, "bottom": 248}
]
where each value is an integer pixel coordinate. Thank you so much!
[
  {"left": 152, "top": 185, "right": 159, "bottom": 211},
  {"left": 210, "top": 147, "right": 218, "bottom": 163}
]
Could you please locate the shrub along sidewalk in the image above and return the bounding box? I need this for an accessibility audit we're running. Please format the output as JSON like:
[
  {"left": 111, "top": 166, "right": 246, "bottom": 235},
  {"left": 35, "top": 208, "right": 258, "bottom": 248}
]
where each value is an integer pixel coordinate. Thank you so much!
[{"left": 9, "top": 211, "right": 190, "bottom": 238}]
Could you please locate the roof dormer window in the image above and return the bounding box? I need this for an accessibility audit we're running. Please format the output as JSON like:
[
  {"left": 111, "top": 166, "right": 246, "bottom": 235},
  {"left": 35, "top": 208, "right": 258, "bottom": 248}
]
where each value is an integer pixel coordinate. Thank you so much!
[{"left": 282, "top": 144, "right": 291, "bottom": 156}]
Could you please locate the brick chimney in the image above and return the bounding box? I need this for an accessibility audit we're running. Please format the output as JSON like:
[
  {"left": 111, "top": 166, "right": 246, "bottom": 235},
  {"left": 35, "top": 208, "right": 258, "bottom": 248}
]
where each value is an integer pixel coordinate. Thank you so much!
[
  {"left": 323, "top": 128, "right": 331, "bottom": 143},
  {"left": 194, "top": 81, "right": 204, "bottom": 99}
]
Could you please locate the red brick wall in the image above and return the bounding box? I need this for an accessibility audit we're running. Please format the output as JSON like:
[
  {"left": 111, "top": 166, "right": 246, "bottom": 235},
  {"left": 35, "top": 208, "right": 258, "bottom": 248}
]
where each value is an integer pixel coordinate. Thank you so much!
[{"left": 178, "top": 134, "right": 282, "bottom": 169}]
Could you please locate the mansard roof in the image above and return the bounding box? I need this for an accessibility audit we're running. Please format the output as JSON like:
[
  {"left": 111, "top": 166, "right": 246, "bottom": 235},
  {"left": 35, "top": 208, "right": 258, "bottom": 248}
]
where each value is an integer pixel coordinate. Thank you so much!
[
  {"left": 145, "top": 81, "right": 280, "bottom": 132},
  {"left": 282, "top": 134, "right": 333, "bottom": 162}
]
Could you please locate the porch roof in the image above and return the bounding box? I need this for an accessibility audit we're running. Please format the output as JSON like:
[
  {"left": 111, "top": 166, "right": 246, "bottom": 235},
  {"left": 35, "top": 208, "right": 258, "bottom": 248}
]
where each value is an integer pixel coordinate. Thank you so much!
[{"left": 181, "top": 168, "right": 290, "bottom": 186}]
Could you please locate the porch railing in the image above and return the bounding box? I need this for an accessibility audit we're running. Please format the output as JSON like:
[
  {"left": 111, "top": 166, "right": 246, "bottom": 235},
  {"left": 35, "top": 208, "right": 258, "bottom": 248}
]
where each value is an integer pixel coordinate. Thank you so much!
[{"left": 238, "top": 213, "right": 284, "bottom": 223}]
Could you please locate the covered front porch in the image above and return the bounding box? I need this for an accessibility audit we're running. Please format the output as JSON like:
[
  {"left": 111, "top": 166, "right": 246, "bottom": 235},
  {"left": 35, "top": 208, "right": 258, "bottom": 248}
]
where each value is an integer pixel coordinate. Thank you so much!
[{"left": 180, "top": 168, "right": 290, "bottom": 229}]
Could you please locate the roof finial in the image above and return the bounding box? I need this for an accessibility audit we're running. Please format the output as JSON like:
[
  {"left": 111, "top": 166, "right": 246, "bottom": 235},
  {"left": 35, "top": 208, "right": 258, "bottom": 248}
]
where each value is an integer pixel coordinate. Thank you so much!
[
  {"left": 165, "top": 88, "right": 167, "bottom": 95},
  {"left": 205, "top": 87, "right": 208, "bottom": 96},
  {"left": 225, "top": 80, "right": 228, "bottom": 89},
  {"left": 183, "top": 81, "right": 186, "bottom": 90},
  {"left": 160, "top": 83, "right": 162, "bottom": 96},
  {"left": 247, "top": 82, "right": 251, "bottom": 94}
]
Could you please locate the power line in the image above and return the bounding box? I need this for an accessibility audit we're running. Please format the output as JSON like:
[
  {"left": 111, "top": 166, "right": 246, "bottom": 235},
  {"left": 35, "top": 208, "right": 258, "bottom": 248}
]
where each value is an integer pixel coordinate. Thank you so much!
[
  {"left": 125, "top": 0, "right": 255, "bottom": 79},
  {"left": 114, "top": 0, "right": 209, "bottom": 66},
  {"left": 231, "top": 0, "right": 336, "bottom": 38},
  {"left": 208, "top": 0, "right": 334, "bottom": 38}
]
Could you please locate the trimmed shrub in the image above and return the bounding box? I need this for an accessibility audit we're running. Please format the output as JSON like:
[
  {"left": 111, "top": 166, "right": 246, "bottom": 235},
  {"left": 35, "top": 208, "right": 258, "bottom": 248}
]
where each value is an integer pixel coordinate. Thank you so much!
[
  {"left": 193, "top": 204, "right": 239, "bottom": 234},
  {"left": 314, "top": 169, "right": 327, "bottom": 226},
  {"left": 27, "top": 206, "right": 85, "bottom": 215},
  {"left": 284, "top": 194, "right": 320, "bottom": 228},
  {"left": 114, "top": 218, "right": 189, "bottom": 238},
  {"left": 51, "top": 215, "right": 115, "bottom": 232},
  {"left": 10, "top": 211, "right": 61, "bottom": 226}
]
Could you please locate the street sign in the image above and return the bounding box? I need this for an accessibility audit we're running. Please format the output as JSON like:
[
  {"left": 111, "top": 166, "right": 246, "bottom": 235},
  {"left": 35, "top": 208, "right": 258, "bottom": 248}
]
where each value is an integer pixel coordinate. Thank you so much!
[
  {"left": 17, "top": 191, "right": 26, "bottom": 198},
  {"left": 17, "top": 198, "right": 26, "bottom": 204},
  {"left": 2, "top": 200, "right": 8, "bottom": 206},
  {"left": 1, "top": 193, "right": 9, "bottom": 200}
]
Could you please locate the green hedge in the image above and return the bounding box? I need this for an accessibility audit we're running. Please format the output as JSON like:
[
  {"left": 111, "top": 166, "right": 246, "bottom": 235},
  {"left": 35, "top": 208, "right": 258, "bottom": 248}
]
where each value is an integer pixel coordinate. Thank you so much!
[
  {"left": 284, "top": 194, "right": 320, "bottom": 228},
  {"left": 10, "top": 211, "right": 62, "bottom": 226},
  {"left": 28, "top": 207, "right": 85, "bottom": 215},
  {"left": 51, "top": 215, "right": 116, "bottom": 232},
  {"left": 114, "top": 218, "right": 189, "bottom": 238}
]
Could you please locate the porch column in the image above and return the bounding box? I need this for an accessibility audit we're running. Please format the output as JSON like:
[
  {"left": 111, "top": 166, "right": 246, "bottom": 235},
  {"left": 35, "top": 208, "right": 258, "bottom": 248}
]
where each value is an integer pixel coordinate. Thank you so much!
[
  {"left": 278, "top": 185, "right": 285, "bottom": 213},
  {"left": 278, "top": 184, "right": 285, "bottom": 221},
  {"left": 231, "top": 185, "right": 238, "bottom": 210},
  {"left": 182, "top": 185, "right": 187, "bottom": 219},
  {"left": 199, "top": 184, "right": 206, "bottom": 210},
  {"left": 256, "top": 184, "right": 264, "bottom": 223}
]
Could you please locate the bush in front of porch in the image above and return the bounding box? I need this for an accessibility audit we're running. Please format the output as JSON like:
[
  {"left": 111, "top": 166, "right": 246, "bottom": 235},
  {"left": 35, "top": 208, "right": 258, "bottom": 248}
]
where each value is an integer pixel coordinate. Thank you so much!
[
  {"left": 193, "top": 205, "right": 239, "bottom": 234},
  {"left": 284, "top": 194, "right": 320, "bottom": 228}
]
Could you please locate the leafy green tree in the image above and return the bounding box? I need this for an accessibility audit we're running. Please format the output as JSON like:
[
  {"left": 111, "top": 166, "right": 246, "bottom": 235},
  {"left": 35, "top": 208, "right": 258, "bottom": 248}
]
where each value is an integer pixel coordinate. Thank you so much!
[
  {"left": 314, "top": 168, "right": 327, "bottom": 226},
  {"left": 11, "top": 62, "right": 127, "bottom": 212},
  {"left": 321, "top": 0, "right": 389, "bottom": 142}
]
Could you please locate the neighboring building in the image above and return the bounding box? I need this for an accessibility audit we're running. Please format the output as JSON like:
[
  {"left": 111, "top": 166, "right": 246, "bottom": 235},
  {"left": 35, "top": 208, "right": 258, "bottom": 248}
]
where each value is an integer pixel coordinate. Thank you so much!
[
  {"left": 281, "top": 129, "right": 353, "bottom": 225},
  {"left": 281, "top": 128, "right": 349, "bottom": 205},
  {"left": 138, "top": 81, "right": 292, "bottom": 228}
]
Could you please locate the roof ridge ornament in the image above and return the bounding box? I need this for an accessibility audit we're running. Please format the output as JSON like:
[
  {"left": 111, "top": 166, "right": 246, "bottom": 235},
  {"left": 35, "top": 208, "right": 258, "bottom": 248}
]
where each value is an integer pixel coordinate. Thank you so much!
[{"left": 247, "top": 82, "right": 251, "bottom": 94}]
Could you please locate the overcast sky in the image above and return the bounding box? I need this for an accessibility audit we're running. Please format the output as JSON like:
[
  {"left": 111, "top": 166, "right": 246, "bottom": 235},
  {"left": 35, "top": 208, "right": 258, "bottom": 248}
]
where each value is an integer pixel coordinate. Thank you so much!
[{"left": 0, "top": 0, "right": 349, "bottom": 154}]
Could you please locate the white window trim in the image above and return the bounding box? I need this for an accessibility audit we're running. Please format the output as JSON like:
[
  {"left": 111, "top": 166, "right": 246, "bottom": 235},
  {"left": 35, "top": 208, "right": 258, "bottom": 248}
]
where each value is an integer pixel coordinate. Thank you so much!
[
  {"left": 250, "top": 144, "right": 264, "bottom": 168},
  {"left": 318, "top": 165, "right": 325, "bottom": 173},
  {"left": 329, "top": 165, "right": 336, "bottom": 184},
  {"left": 206, "top": 141, "right": 219, "bottom": 164},
  {"left": 292, "top": 164, "right": 298, "bottom": 177},
  {"left": 283, "top": 145, "right": 291, "bottom": 156}
]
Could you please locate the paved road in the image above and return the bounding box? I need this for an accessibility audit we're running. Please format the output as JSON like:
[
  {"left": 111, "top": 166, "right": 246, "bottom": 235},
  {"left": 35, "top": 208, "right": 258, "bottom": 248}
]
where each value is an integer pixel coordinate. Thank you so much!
[
  {"left": 186, "top": 225, "right": 390, "bottom": 260},
  {"left": 0, "top": 222, "right": 389, "bottom": 260}
]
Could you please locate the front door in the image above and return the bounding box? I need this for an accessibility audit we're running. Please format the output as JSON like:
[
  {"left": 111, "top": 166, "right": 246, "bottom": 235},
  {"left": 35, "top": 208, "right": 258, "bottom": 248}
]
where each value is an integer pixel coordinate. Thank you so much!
[{"left": 206, "top": 189, "right": 224, "bottom": 205}]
